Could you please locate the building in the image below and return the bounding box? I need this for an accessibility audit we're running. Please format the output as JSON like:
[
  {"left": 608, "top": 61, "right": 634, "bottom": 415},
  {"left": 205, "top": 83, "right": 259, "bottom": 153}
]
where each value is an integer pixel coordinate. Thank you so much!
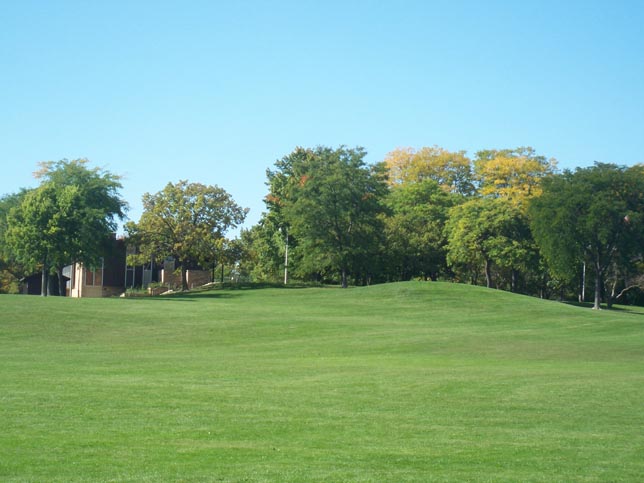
[
  {"left": 68, "top": 238, "right": 129, "bottom": 297},
  {"left": 21, "top": 237, "right": 211, "bottom": 297},
  {"left": 20, "top": 273, "right": 69, "bottom": 296}
]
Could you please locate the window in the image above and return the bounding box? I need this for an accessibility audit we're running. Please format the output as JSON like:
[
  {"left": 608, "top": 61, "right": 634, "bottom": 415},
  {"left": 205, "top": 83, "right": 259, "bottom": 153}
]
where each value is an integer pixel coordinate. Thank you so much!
[{"left": 84, "top": 259, "right": 104, "bottom": 286}]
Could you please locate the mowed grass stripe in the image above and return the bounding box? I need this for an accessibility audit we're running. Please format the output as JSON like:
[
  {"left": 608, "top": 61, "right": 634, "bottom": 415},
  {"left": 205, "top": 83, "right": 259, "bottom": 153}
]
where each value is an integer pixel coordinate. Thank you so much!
[{"left": 1, "top": 282, "right": 643, "bottom": 482}]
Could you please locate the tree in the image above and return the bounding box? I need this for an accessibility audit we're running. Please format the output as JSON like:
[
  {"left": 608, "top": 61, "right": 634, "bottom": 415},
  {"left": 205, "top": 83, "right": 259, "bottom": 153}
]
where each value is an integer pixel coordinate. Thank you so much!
[
  {"left": 126, "top": 180, "right": 247, "bottom": 291},
  {"left": 267, "top": 146, "right": 388, "bottom": 288},
  {"left": 446, "top": 197, "right": 536, "bottom": 290},
  {"left": 474, "top": 147, "right": 557, "bottom": 207},
  {"left": 218, "top": 237, "right": 245, "bottom": 283},
  {"left": 0, "top": 190, "right": 29, "bottom": 293},
  {"left": 529, "top": 163, "right": 644, "bottom": 309},
  {"left": 6, "top": 184, "right": 71, "bottom": 295},
  {"left": 384, "top": 179, "right": 459, "bottom": 281},
  {"left": 384, "top": 146, "right": 475, "bottom": 196},
  {"left": 237, "top": 217, "right": 289, "bottom": 283},
  {"left": 5, "top": 160, "right": 126, "bottom": 296}
]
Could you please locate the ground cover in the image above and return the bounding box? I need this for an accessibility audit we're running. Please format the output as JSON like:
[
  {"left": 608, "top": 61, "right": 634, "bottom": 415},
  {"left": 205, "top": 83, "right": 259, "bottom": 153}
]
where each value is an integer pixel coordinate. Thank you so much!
[{"left": 1, "top": 282, "right": 643, "bottom": 482}]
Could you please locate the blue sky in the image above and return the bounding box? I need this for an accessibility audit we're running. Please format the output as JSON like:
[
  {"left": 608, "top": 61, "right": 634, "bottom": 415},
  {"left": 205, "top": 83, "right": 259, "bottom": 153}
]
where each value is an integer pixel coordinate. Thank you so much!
[{"left": 2, "top": 0, "right": 643, "bottom": 233}]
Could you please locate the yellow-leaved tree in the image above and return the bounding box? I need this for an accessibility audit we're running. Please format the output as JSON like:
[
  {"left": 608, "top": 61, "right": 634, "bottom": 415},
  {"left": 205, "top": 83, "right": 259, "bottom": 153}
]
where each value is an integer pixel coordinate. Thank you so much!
[
  {"left": 474, "top": 147, "right": 557, "bottom": 207},
  {"left": 384, "top": 146, "right": 475, "bottom": 196}
]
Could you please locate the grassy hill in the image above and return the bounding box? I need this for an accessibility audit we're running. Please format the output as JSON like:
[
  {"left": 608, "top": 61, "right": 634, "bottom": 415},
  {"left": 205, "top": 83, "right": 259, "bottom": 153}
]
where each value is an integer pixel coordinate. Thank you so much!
[{"left": 1, "top": 282, "right": 643, "bottom": 482}]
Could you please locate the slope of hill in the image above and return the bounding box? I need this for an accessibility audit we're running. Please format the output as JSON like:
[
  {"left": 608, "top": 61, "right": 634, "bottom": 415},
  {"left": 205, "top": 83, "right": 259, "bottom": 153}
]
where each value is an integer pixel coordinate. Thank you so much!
[{"left": 1, "top": 282, "right": 643, "bottom": 482}]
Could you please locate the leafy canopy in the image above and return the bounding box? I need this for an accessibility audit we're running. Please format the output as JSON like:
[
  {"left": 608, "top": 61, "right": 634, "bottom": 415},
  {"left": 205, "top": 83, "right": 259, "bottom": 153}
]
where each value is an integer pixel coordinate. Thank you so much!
[
  {"left": 267, "top": 146, "right": 388, "bottom": 287},
  {"left": 384, "top": 179, "right": 459, "bottom": 280},
  {"left": 384, "top": 146, "right": 475, "bottom": 196},
  {"left": 474, "top": 147, "right": 557, "bottom": 207},
  {"left": 5, "top": 159, "right": 126, "bottom": 295},
  {"left": 127, "top": 180, "right": 247, "bottom": 290},
  {"left": 529, "top": 162, "right": 644, "bottom": 308}
]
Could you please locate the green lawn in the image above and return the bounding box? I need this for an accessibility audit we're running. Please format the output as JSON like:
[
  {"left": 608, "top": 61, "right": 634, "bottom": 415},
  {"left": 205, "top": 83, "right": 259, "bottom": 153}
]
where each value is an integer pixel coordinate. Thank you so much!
[{"left": 1, "top": 282, "right": 643, "bottom": 482}]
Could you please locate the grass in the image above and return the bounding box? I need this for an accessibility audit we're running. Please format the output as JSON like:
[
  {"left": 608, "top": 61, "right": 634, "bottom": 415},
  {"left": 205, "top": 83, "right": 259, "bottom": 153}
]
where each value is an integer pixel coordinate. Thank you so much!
[{"left": 1, "top": 282, "right": 643, "bottom": 482}]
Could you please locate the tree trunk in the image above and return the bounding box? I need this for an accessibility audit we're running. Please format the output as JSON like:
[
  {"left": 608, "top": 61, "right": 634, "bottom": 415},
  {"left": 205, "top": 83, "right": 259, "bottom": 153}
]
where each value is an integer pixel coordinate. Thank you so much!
[
  {"left": 511, "top": 269, "right": 518, "bottom": 293},
  {"left": 593, "top": 260, "right": 602, "bottom": 310},
  {"left": 540, "top": 272, "right": 548, "bottom": 299},
  {"left": 56, "top": 267, "right": 65, "bottom": 296},
  {"left": 607, "top": 279, "right": 617, "bottom": 309},
  {"left": 41, "top": 255, "right": 48, "bottom": 297},
  {"left": 181, "top": 264, "right": 188, "bottom": 291},
  {"left": 484, "top": 259, "right": 493, "bottom": 289},
  {"left": 341, "top": 267, "right": 348, "bottom": 289},
  {"left": 579, "top": 262, "right": 586, "bottom": 303}
]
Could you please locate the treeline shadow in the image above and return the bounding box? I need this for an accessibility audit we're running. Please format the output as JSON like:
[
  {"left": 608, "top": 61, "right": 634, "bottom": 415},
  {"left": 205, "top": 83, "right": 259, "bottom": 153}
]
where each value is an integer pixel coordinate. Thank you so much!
[
  {"left": 564, "top": 300, "right": 644, "bottom": 316},
  {"left": 119, "top": 281, "right": 319, "bottom": 302}
]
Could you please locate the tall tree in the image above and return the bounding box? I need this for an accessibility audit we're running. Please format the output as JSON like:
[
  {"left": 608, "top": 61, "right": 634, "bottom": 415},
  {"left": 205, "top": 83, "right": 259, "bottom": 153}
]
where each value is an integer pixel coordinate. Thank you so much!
[
  {"left": 6, "top": 160, "right": 126, "bottom": 295},
  {"left": 126, "top": 180, "right": 247, "bottom": 291},
  {"left": 6, "top": 184, "right": 72, "bottom": 295},
  {"left": 267, "top": 146, "right": 388, "bottom": 288},
  {"left": 529, "top": 163, "right": 644, "bottom": 309}
]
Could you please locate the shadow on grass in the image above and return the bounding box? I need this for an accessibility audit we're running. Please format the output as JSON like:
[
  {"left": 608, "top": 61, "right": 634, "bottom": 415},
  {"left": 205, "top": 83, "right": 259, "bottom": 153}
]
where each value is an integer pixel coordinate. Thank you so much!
[
  {"left": 174, "top": 281, "right": 329, "bottom": 297},
  {"left": 166, "top": 291, "right": 242, "bottom": 300},
  {"left": 213, "top": 281, "right": 324, "bottom": 290},
  {"left": 606, "top": 305, "right": 644, "bottom": 316},
  {"left": 120, "top": 282, "right": 322, "bottom": 302},
  {"left": 120, "top": 291, "right": 240, "bottom": 302},
  {"left": 564, "top": 300, "right": 644, "bottom": 316}
]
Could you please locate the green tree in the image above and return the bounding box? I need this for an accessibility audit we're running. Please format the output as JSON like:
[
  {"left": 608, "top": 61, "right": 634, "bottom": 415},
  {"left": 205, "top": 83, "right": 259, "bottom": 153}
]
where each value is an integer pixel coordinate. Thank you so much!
[
  {"left": 267, "top": 146, "right": 388, "bottom": 288},
  {"left": 446, "top": 197, "right": 536, "bottom": 290},
  {"left": 126, "top": 180, "right": 247, "bottom": 291},
  {"left": 0, "top": 190, "right": 29, "bottom": 293},
  {"left": 7, "top": 185, "right": 72, "bottom": 295},
  {"left": 384, "top": 179, "right": 459, "bottom": 281},
  {"left": 237, "top": 218, "right": 288, "bottom": 283},
  {"left": 40, "top": 159, "right": 126, "bottom": 293},
  {"left": 529, "top": 163, "right": 644, "bottom": 309},
  {"left": 6, "top": 160, "right": 126, "bottom": 296}
]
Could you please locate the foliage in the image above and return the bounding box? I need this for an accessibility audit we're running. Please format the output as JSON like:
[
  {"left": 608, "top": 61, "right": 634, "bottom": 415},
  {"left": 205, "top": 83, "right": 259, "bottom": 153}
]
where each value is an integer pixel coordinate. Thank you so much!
[
  {"left": 384, "top": 179, "right": 459, "bottom": 280},
  {"left": 237, "top": 220, "right": 286, "bottom": 283},
  {"left": 6, "top": 185, "right": 72, "bottom": 293},
  {"left": 267, "top": 146, "right": 388, "bottom": 288},
  {"left": 474, "top": 147, "right": 557, "bottom": 207},
  {"left": 126, "top": 180, "right": 247, "bottom": 291},
  {"left": 446, "top": 197, "right": 537, "bottom": 290},
  {"left": 0, "top": 191, "right": 29, "bottom": 292},
  {"left": 384, "top": 145, "right": 475, "bottom": 195},
  {"left": 529, "top": 163, "right": 644, "bottom": 309},
  {"left": 2, "top": 148, "right": 641, "bottom": 306},
  {"left": 5, "top": 159, "right": 125, "bottom": 295}
]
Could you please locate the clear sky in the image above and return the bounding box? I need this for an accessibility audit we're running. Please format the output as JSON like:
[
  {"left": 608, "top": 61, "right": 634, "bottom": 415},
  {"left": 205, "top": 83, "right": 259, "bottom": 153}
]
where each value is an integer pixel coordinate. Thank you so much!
[{"left": 2, "top": 0, "right": 643, "bottom": 233}]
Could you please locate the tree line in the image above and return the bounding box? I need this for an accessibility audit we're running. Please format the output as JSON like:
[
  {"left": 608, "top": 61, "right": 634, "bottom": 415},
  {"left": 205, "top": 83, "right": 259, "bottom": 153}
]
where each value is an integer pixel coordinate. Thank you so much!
[
  {"left": 240, "top": 145, "right": 644, "bottom": 309},
  {"left": 1, "top": 148, "right": 643, "bottom": 308}
]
